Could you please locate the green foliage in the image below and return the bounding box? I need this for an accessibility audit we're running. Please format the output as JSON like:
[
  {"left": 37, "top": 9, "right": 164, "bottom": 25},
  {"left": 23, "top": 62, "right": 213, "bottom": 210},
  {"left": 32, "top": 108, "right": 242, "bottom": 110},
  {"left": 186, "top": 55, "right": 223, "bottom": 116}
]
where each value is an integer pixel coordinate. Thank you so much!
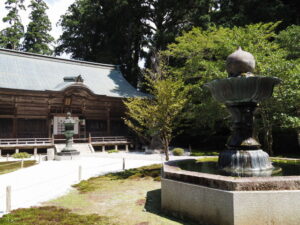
[
  {"left": 172, "top": 148, "right": 184, "bottom": 156},
  {"left": 276, "top": 25, "right": 300, "bottom": 60},
  {"left": 0, "top": 206, "right": 112, "bottom": 225},
  {"left": 211, "top": 0, "right": 299, "bottom": 29},
  {"left": 123, "top": 58, "right": 188, "bottom": 160},
  {"left": 0, "top": 0, "right": 25, "bottom": 50},
  {"left": 164, "top": 22, "right": 300, "bottom": 154},
  {"left": 12, "top": 152, "right": 31, "bottom": 158},
  {"left": 107, "top": 149, "right": 119, "bottom": 153},
  {"left": 73, "top": 164, "right": 162, "bottom": 193},
  {"left": 56, "top": 0, "right": 299, "bottom": 85},
  {"left": 23, "top": 0, "right": 54, "bottom": 55}
]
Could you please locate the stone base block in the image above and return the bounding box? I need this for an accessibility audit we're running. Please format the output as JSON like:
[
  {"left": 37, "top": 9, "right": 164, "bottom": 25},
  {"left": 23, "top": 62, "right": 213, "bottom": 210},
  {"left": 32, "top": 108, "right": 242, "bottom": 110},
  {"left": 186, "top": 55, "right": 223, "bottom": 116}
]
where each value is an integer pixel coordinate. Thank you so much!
[
  {"left": 161, "top": 178, "right": 300, "bottom": 225},
  {"left": 55, "top": 153, "right": 80, "bottom": 161}
]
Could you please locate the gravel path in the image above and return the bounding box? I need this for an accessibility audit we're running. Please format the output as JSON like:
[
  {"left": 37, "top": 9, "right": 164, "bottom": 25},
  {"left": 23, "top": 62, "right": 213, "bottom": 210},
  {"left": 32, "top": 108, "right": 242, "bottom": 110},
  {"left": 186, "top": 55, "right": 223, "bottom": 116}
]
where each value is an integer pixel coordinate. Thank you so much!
[{"left": 0, "top": 152, "right": 192, "bottom": 216}]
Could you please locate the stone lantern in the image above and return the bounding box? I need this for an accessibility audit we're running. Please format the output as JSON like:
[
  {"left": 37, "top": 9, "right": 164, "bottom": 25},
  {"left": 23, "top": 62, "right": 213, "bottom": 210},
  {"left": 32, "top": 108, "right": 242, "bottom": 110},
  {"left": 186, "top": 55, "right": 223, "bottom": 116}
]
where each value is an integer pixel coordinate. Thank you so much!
[{"left": 57, "top": 112, "right": 80, "bottom": 156}]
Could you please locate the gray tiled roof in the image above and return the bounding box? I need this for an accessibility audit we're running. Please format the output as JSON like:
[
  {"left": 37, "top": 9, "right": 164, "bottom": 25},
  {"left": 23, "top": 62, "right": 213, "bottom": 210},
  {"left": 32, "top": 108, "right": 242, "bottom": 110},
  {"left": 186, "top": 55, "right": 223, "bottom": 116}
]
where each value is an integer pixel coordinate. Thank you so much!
[{"left": 0, "top": 48, "right": 146, "bottom": 98}]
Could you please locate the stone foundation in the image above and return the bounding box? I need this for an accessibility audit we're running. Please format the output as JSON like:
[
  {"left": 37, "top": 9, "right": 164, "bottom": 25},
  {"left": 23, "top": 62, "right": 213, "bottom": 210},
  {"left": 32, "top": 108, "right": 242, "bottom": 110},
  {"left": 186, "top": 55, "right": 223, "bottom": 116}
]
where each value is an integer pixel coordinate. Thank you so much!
[{"left": 162, "top": 178, "right": 300, "bottom": 225}]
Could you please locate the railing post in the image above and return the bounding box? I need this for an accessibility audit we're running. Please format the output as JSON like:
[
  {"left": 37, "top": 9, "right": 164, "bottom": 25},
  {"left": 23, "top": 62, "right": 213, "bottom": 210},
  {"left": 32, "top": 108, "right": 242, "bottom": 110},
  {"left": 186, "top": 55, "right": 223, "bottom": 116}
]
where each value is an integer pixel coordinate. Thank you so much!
[
  {"left": 35, "top": 138, "right": 37, "bottom": 144},
  {"left": 78, "top": 165, "right": 82, "bottom": 181},
  {"left": 125, "top": 145, "right": 129, "bottom": 153},
  {"left": 122, "top": 158, "right": 125, "bottom": 170},
  {"left": 52, "top": 134, "right": 55, "bottom": 145},
  {"left": 6, "top": 185, "right": 11, "bottom": 213},
  {"left": 102, "top": 145, "right": 105, "bottom": 152},
  {"left": 15, "top": 149, "right": 19, "bottom": 154},
  {"left": 0, "top": 149, "right": 1, "bottom": 157},
  {"left": 6, "top": 154, "right": 9, "bottom": 161},
  {"left": 34, "top": 148, "right": 37, "bottom": 157},
  {"left": 21, "top": 159, "right": 24, "bottom": 168},
  {"left": 115, "top": 145, "right": 118, "bottom": 151},
  {"left": 88, "top": 133, "right": 92, "bottom": 143}
]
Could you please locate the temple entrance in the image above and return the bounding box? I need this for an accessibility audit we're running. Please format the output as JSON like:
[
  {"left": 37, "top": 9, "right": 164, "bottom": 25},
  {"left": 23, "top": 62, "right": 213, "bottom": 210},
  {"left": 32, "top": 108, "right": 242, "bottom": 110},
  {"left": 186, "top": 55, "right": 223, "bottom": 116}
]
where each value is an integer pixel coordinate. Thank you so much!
[
  {"left": 86, "top": 120, "right": 108, "bottom": 136},
  {"left": 0, "top": 118, "right": 13, "bottom": 138},
  {"left": 17, "top": 119, "right": 48, "bottom": 138}
]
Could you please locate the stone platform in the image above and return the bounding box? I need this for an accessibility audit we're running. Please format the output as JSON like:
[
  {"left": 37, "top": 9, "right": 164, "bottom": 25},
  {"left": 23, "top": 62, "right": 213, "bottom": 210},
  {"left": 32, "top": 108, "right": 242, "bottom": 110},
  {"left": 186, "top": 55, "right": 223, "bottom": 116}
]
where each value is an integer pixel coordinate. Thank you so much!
[{"left": 161, "top": 159, "right": 300, "bottom": 225}]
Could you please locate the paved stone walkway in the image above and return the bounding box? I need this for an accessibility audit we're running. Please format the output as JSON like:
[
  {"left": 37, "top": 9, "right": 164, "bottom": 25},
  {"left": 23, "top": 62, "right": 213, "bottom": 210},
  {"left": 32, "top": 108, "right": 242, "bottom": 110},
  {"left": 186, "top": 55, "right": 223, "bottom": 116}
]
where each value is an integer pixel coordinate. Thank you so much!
[{"left": 0, "top": 152, "right": 192, "bottom": 216}]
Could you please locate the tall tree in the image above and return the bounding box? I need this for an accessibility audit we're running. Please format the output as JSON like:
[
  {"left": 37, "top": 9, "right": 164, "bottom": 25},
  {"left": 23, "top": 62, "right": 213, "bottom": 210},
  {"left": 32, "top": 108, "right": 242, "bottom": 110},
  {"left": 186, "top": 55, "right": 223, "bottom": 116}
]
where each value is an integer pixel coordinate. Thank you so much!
[
  {"left": 0, "top": 0, "right": 25, "bottom": 50},
  {"left": 211, "top": 0, "right": 300, "bottom": 29},
  {"left": 56, "top": 0, "right": 148, "bottom": 86},
  {"left": 23, "top": 0, "right": 54, "bottom": 55},
  {"left": 143, "top": 0, "right": 212, "bottom": 71},
  {"left": 123, "top": 59, "right": 188, "bottom": 160},
  {"left": 164, "top": 23, "right": 300, "bottom": 155}
]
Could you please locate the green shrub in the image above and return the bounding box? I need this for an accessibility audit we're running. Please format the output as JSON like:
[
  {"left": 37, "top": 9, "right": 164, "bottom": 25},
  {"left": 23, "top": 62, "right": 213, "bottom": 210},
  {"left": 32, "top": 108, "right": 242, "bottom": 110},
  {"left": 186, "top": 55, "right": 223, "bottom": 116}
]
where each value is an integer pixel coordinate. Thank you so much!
[
  {"left": 12, "top": 152, "right": 31, "bottom": 159},
  {"left": 107, "top": 149, "right": 119, "bottom": 153},
  {"left": 172, "top": 148, "right": 184, "bottom": 156}
]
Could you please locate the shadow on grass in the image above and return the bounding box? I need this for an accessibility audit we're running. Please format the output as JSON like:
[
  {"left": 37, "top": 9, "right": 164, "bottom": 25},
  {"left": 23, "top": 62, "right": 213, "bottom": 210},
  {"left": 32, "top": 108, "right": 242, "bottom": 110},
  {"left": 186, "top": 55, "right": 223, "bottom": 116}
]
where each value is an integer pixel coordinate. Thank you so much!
[{"left": 145, "top": 189, "right": 198, "bottom": 225}]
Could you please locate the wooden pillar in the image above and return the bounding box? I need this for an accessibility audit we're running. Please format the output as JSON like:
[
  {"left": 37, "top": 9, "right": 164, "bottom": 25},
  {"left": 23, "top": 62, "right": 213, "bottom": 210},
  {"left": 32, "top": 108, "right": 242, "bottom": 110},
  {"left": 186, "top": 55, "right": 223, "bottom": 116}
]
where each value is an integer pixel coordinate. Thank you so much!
[
  {"left": 12, "top": 118, "right": 17, "bottom": 138},
  {"left": 47, "top": 118, "right": 52, "bottom": 138},
  {"left": 106, "top": 109, "right": 111, "bottom": 135}
]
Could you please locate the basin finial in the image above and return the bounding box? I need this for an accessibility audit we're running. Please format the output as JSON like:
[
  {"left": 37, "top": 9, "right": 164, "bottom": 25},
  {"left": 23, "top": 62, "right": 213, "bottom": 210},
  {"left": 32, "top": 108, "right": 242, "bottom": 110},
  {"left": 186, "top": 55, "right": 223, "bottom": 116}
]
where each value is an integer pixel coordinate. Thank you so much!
[{"left": 226, "top": 47, "right": 255, "bottom": 77}]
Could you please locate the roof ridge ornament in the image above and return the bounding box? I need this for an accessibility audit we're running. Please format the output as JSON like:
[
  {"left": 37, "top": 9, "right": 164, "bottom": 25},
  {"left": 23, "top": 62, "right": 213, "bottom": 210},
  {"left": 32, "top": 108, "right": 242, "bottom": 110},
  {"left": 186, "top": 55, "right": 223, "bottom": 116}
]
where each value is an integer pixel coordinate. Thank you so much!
[{"left": 63, "top": 75, "right": 84, "bottom": 83}]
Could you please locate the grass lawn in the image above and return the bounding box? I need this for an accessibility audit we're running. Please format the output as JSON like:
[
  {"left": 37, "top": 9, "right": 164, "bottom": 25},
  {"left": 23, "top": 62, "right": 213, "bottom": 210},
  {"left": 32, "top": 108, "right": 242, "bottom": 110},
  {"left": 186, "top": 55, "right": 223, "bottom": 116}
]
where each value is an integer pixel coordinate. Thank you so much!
[
  {"left": 0, "top": 160, "right": 36, "bottom": 175},
  {"left": 0, "top": 164, "right": 197, "bottom": 225}
]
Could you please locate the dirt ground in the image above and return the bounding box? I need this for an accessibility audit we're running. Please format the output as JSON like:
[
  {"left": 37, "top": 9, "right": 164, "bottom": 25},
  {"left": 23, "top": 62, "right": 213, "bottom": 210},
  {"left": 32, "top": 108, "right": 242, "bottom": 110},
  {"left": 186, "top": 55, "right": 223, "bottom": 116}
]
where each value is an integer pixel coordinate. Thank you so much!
[{"left": 45, "top": 177, "right": 196, "bottom": 225}]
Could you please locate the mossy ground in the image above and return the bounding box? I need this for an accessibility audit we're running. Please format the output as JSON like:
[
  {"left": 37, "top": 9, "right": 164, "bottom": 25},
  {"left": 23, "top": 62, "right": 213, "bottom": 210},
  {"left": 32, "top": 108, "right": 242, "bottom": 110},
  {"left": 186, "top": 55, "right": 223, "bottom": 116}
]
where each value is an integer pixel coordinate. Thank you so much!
[
  {"left": 0, "top": 160, "right": 36, "bottom": 175},
  {"left": 0, "top": 206, "right": 113, "bottom": 225},
  {"left": 190, "top": 151, "right": 219, "bottom": 156}
]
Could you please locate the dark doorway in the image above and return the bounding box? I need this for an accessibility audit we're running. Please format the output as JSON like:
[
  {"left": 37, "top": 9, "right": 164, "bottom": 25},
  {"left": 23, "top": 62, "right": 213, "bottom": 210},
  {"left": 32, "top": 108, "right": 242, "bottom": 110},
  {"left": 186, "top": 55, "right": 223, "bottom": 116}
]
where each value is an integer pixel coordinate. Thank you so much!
[
  {"left": 111, "top": 120, "right": 128, "bottom": 136},
  {"left": 0, "top": 119, "right": 13, "bottom": 138},
  {"left": 17, "top": 119, "right": 48, "bottom": 138},
  {"left": 86, "top": 120, "right": 107, "bottom": 137}
]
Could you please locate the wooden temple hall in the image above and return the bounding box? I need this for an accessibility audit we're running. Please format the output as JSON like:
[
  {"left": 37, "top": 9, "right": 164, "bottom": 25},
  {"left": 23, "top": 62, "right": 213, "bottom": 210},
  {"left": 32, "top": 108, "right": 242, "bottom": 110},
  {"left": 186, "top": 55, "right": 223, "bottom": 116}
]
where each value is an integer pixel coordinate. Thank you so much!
[{"left": 0, "top": 48, "right": 145, "bottom": 152}]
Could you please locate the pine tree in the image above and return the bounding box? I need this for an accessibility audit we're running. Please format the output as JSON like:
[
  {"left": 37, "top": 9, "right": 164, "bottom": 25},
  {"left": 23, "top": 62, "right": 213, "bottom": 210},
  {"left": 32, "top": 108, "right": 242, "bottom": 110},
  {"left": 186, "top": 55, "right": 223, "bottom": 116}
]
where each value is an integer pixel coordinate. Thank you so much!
[
  {"left": 0, "top": 0, "right": 25, "bottom": 50},
  {"left": 23, "top": 0, "right": 54, "bottom": 55}
]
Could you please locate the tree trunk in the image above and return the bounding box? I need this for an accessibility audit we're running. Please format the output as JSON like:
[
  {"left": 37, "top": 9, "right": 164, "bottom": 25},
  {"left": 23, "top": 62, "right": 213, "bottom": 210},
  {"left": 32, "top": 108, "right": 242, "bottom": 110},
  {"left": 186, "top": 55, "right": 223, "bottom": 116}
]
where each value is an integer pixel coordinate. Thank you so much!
[
  {"left": 164, "top": 146, "right": 169, "bottom": 161},
  {"left": 161, "top": 135, "right": 170, "bottom": 161}
]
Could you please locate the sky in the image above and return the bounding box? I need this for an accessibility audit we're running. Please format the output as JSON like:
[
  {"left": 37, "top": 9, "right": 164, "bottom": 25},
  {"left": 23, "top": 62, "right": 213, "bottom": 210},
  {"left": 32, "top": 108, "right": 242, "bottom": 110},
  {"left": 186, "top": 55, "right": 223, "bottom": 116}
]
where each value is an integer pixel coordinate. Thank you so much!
[{"left": 0, "top": 0, "right": 75, "bottom": 45}]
